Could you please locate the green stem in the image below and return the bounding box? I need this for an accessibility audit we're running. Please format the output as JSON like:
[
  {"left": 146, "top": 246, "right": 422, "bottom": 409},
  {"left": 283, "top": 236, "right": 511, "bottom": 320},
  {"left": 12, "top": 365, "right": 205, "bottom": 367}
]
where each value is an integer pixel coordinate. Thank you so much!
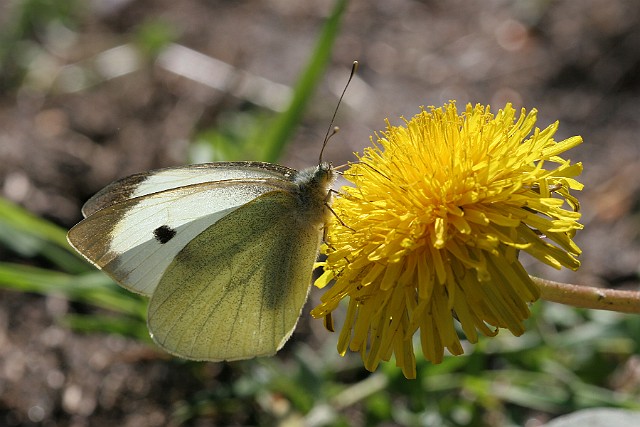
[
  {"left": 532, "top": 276, "right": 640, "bottom": 314},
  {"left": 260, "top": 0, "right": 349, "bottom": 162}
]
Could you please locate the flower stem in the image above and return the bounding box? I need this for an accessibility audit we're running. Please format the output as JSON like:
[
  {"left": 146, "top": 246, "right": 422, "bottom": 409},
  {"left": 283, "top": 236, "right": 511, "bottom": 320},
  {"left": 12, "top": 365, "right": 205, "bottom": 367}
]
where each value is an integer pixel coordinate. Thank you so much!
[{"left": 532, "top": 276, "right": 640, "bottom": 314}]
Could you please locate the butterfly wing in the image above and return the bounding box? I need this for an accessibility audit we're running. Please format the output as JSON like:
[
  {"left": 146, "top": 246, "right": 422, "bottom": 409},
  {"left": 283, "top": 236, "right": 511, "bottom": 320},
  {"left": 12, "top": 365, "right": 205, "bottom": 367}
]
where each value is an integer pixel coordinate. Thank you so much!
[
  {"left": 82, "top": 162, "right": 297, "bottom": 217},
  {"left": 147, "top": 190, "right": 323, "bottom": 360},
  {"left": 68, "top": 179, "right": 293, "bottom": 297}
]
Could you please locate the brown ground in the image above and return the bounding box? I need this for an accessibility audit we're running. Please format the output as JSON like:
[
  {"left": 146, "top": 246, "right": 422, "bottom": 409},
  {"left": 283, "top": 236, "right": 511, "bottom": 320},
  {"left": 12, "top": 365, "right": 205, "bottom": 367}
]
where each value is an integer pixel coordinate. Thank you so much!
[{"left": 1, "top": 0, "right": 639, "bottom": 425}]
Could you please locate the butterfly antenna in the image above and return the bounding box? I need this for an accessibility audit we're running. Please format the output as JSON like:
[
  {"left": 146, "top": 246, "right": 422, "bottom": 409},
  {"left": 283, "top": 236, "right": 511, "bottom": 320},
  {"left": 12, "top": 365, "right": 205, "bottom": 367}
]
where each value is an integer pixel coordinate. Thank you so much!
[{"left": 319, "top": 60, "right": 359, "bottom": 164}]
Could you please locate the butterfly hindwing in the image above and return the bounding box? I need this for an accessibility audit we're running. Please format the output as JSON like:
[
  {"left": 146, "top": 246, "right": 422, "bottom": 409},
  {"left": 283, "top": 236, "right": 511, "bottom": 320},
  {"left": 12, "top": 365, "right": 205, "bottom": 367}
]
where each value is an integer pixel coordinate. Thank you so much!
[{"left": 147, "top": 190, "right": 323, "bottom": 360}]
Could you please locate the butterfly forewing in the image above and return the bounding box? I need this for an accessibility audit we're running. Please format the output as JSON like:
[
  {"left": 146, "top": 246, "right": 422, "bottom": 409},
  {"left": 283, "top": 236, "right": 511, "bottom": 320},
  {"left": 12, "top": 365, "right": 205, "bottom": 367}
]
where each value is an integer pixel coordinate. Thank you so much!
[
  {"left": 147, "top": 190, "right": 323, "bottom": 360},
  {"left": 68, "top": 179, "right": 296, "bottom": 297},
  {"left": 82, "top": 162, "right": 298, "bottom": 217}
]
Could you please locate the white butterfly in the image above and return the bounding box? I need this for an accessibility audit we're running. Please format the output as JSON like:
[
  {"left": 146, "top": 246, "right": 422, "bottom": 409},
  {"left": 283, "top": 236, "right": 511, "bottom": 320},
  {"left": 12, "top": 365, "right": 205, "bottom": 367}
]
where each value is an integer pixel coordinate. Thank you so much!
[{"left": 67, "top": 161, "right": 335, "bottom": 361}]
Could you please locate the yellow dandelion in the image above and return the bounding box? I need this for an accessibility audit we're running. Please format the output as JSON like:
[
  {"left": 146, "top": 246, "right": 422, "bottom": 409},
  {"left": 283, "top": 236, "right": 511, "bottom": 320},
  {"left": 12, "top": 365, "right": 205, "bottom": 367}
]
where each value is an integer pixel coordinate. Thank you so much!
[{"left": 311, "top": 101, "right": 584, "bottom": 379}]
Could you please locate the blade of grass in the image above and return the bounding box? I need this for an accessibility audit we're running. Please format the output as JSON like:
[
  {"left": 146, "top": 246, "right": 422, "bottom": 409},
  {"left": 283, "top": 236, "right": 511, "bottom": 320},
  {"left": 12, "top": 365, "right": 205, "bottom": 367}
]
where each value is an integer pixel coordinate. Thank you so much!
[
  {"left": 259, "top": 0, "right": 349, "bottom": 163},
  {"left": 0, "top": 262, "right": 146, "bottom": 318},
  {"left": 0, "top": 197, "right": 89, "bottom": 273},
  {"left": 62, "top": 313, "right": 151, "bottom": 341},
  {"left": 0, "top": 197, "right": 69, "bottom": 248}
]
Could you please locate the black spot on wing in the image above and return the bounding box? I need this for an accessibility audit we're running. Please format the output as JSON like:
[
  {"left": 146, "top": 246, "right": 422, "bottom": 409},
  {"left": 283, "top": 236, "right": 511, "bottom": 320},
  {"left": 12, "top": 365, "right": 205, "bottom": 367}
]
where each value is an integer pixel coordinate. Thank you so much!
[{"left": 154, "top": 225, "right": 177, "bottom": 244}]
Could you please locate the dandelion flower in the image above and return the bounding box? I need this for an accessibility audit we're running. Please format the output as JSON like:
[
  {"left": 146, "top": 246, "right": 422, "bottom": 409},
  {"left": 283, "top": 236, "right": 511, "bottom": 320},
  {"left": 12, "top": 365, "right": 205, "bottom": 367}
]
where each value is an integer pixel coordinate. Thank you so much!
[{"left": 312, "top": 102, "right": 584, "bottom": 379}]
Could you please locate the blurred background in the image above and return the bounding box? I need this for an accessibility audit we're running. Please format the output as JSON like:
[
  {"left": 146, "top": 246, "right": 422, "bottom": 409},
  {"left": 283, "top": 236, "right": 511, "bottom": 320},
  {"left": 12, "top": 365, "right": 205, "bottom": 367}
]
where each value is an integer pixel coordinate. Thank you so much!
[{"left": 0, "top": 0, "right": 639, "bottom": 426}]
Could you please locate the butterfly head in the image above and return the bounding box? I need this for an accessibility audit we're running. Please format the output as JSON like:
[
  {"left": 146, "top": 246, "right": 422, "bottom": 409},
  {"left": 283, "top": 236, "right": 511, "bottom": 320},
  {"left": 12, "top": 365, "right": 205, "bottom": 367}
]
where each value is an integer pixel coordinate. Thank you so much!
[
  {"left": 292, "top": 162, "right": 335, "bottom": 226},
  {"left": 293, "top": 162, "right": 334, "bottom": 190}
]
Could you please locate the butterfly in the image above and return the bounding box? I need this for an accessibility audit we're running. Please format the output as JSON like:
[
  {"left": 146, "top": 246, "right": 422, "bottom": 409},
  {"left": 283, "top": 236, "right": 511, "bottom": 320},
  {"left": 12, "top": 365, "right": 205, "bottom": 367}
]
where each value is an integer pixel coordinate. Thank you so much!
[{"left": 67, "top": 160, "right": 335, "bottom": 360}]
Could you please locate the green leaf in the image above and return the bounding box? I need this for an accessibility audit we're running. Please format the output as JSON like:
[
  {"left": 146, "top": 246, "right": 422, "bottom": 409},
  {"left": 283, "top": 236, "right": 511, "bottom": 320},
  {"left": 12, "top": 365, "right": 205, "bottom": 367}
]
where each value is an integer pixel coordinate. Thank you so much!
[{"left": 134, "top": 18, "right": 178, "bottom": 59}]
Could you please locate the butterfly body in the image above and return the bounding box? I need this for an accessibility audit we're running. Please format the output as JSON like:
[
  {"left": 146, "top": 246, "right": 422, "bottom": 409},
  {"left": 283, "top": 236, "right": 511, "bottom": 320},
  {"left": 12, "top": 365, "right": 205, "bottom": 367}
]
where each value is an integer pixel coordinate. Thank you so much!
[{"left": 68, "top": 161, "right": 335, "bottom": 360}]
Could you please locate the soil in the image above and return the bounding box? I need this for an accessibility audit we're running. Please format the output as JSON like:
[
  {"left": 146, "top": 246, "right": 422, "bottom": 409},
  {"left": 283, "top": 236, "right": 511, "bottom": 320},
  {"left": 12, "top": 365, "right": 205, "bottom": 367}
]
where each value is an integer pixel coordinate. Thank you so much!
[{"left": 1, "top": 0, "right": 639, "bottom": 425}]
